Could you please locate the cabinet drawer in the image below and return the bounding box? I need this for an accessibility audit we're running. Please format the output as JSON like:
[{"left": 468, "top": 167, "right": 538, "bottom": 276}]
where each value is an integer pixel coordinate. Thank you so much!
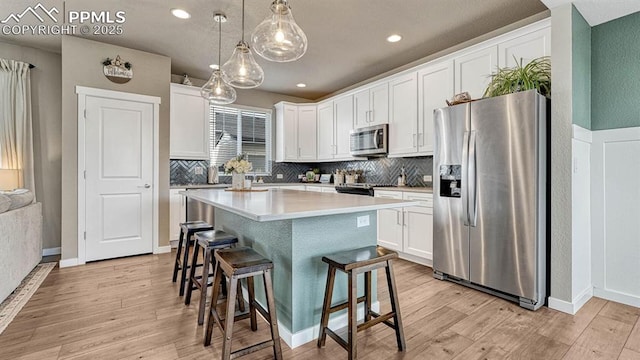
[
  {"left": 402, "top": 192, "right": 433, "bottom": 207},
  {"left": 374, "top": 190, "right": 403, "bottom": 200}
]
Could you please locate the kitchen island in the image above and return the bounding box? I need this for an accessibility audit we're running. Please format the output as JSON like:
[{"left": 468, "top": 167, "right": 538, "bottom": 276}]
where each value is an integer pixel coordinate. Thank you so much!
[{"left": 182, "top": 188, "right": 417, "bottom": 348}]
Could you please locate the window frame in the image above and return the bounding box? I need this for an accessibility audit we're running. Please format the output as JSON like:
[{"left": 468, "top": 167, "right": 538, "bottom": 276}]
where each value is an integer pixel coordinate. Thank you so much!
[{"left": 209, "top": 104, "right": 273, "bottom": 177}]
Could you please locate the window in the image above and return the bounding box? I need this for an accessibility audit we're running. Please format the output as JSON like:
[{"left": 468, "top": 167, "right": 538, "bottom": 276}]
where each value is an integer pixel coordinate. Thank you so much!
[{"left": 209, "top": 105, "right": 272, "bottom": 175}]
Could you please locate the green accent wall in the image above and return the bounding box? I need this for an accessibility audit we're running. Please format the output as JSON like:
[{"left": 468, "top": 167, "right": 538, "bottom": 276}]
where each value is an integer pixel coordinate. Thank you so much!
[
  {"left": 572, "top": 6, "right": 592, "bottom": 129},
  {"left": 592, "top": 11, "right": 640, "bottom": 130}
]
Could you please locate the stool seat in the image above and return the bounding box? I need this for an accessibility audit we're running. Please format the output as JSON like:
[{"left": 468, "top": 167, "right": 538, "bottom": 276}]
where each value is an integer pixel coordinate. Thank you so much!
[
  {"left": 195, "top": 230, "right": 238, "bottom": 248},
  {"left": 322, "top": 246, "right": 398, "bottom": 271},
  {"left": 216, "top": 247, "right": 274, "bottom": 275},
  {"left": 181, "top": 221, "right": 214, "bottom": 233}
]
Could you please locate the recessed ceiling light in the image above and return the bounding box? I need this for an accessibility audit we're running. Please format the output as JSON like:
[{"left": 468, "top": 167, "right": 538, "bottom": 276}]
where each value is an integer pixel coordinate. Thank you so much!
[
  {"left": 296, "top": 83, "right": 307, "bottom": 88},
  {"left": 387, "top": 34, "right": 402, "bottom": 43},
  {"left": 209, "top": 64, "right": 219, "bottom": 70},
  {"left": 171, "top": 8, "right": 191, "bottom": 19}
]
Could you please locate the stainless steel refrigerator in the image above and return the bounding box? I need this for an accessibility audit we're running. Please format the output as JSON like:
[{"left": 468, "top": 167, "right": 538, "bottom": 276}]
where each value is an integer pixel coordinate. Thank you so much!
[{"left": 433, "top": 90, "right": 548, "bottom": 310}]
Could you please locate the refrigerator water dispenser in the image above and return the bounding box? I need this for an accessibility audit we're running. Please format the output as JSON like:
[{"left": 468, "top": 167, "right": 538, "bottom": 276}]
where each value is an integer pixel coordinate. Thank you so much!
[{"left": 439, "top": 165, "right": 461, "bottom": 198}]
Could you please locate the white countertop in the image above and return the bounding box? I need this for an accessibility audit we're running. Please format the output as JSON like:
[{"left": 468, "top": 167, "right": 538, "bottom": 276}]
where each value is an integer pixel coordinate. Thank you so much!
[
  {"left": 181, "top": 188, "right": 419, "bottom": 222},
  {"left": 171, "top": 183, "right": 433, "bottom": 193}
]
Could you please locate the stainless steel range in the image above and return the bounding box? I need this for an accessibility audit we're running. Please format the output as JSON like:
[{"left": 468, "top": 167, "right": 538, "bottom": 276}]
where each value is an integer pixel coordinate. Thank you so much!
[{"left": 335, "top": 183, "right": 396, "bottom": 196}]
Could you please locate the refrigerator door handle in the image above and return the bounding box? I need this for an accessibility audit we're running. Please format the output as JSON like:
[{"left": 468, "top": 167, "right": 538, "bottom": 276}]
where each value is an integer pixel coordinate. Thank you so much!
[
  {"left": 469, "top": 131, "right": 478, "bottom": 227},
  {"left": 462, "top": 131, "right": 470, "bottom": 226}
]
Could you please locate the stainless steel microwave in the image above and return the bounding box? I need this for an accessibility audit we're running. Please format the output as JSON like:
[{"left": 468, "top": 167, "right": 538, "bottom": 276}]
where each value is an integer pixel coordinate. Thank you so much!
[{"left": 350, "top": 124, "right": 388, "bottom": 156}]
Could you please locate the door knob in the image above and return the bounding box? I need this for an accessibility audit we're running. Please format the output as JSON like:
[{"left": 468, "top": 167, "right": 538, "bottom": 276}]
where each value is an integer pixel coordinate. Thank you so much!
[{"left": 138, "top": 184, "right": 151, "bottom": 189}]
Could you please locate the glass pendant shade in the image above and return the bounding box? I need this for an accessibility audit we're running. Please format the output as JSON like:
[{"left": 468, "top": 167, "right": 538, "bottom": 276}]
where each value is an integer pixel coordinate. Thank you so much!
[
  {"left": 251, "top": 0, "right": 308, "bottom": 62},
  {"left": 201, "top": 70, "right": 237, "bottom": 104},
  {"left": 222, "top": 41, "right": 264, "bottom": 89}
]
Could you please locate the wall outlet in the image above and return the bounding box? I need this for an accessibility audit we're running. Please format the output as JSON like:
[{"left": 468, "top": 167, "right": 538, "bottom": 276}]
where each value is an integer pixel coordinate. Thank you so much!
[
  {"left": 194, "top": 166, "right": 204, "bottom": 175},
  {"left": 423, "top": 175, "right": 432, "bottom": 182},
  {"left": 357, "top": 215, "right": 370, "bottom": 228},
  {"left": 277, "top": 174, "right": 284, "bottom": 179}
]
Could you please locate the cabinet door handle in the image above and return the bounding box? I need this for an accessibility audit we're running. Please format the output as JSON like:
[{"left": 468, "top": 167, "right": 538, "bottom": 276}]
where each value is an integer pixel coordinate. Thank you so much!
[
  {"left": 369, "top": 110, "right": 374, "bottom": 123},
  {"left": 403, "top": 210, "right": 408, "bottom": 227},
  {"left": 396, "top": 210, "right": 401, "bottom": 225}
]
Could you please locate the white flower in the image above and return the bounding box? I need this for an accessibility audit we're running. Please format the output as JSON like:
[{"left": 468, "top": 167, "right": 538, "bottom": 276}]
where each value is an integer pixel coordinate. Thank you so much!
[{"left": 224, "top": 155, "right": 252, "bottom": 174}]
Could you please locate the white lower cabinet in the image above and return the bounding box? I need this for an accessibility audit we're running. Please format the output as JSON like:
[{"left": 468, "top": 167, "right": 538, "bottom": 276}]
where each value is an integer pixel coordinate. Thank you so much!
[
  {"left": 376, "top": 190, "right": 433, "bottom": 265},
  {"left": 169, "top": 189, "right": 186, "bottom": 242}
]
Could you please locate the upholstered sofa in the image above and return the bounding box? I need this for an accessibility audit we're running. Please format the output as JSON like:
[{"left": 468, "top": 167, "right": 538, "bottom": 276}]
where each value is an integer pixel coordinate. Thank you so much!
[{"left": 0, "top": 202, "right": 42, "bottom": 303}]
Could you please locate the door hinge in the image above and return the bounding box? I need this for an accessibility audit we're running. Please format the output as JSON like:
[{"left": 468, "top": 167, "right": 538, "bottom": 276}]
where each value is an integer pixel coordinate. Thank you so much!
[{"left": 83, "top": 109, "right": 87, "bottom": 119}]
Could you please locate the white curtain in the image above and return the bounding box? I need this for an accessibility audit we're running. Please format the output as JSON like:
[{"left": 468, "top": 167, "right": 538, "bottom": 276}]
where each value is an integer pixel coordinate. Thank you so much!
[{"left": 0, "top": 58, "right": 35, "bottom": 195}]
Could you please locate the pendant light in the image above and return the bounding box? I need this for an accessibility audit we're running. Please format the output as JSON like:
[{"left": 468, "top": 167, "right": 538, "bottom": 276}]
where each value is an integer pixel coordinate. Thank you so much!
[
  {"left": 201, "top": 13, "right": 237, "bottom": 104},
  {"left": 251, "top": 0, "right": 308, "bottom": 62},
  {"left": 221, "top": 0, "right": 264, "bottom": 88}
]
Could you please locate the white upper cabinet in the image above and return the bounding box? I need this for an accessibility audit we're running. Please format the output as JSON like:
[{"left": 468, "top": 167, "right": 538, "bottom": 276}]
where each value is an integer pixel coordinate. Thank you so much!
[
  {"left": 354, "top": 82, "right": 389, "bottom": 128},
  {"left": 454, "top": 46, "right": 498, "bottom": 100},
  {"left": 275, "top": 102, "right": 316, "bottom": 162},
  {"left": 334, "top": 95, "right": 354, "bottom": 160},
  {"left": 499, "top": 26, "right": 551, "bottom": 68},
  {"left": 297, "top": 105, "right": 317, "bottom": 160},
  {"left": 274, "top": 20, "right": 549, "bottom": 162},
  {"left": 388, "top": 72, "right": 418, "bottom": 156},
  {"left": 317, "top": 101, "right": 335, "bottom": 161},
  {"left": 275, "top": 103, "right": 299, "bottom": 162},
  {"left": 317, "top": 96, "right": 356, "bottom": 161},
  {"left": 170, "top": 84, "right": 210, "bottom": 159},
  {"left": 418, "top": 60, "right": 454, "bottom": 155}
]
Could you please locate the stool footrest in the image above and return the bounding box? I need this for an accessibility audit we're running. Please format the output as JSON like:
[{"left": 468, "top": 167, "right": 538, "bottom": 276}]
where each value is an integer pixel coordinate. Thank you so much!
[
  {"left": 328, "top": 295, "right": 367, "bottom": 314},
  {"left": 359, "top": 311, "right": 395, "bottom": 332},
  {"left": 230, "top": 339, "right": 275, "bottom": 360}
]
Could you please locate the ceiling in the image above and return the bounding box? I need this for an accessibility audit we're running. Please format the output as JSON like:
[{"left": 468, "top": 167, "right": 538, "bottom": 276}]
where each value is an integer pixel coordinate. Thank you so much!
[{"left": 0, "top": 0, "right": 551, "bottom": 100}]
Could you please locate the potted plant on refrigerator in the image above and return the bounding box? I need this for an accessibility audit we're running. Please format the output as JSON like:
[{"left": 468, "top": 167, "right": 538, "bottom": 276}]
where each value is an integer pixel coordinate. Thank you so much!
[{"left": 483, "top": 56, "right": 551, "bottom": 98}]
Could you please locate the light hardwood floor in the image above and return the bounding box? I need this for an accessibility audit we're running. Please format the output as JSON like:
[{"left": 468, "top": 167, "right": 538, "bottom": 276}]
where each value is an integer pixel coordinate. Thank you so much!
[{"left": 1, "top": 252, "right": 639, "bottom": 360}]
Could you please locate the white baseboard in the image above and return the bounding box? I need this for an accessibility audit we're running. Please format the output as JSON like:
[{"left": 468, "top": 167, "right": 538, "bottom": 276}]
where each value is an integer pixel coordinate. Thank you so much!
[
  {"left": 154, "top": 246, "right": 171, "bottom": 254},
  {"left": 169, "top": 239, "right": 179, "bottom": 249},
  {"left": 42, "top": 247, "right": 61, "bottom": 256},
  {"left": 278, "top": 301, "right": 381, "bottom": 349},
  {"left": 594, "top": 287, "right": 640, "bottom": 308},
  {"left": 59, "top": 258, "right": 79, "bottom": 268},
  {"left": 398, "top": 252, "right": 432, "bottom": 267},
  {"left": 548, "top": 287, "right": 593, "bottom": 315}
]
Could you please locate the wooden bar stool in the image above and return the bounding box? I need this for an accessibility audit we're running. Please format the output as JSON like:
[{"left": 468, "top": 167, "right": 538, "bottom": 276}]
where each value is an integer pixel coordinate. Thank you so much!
[
  {"left": 204, "top": 247, "right": 283, "bottom": 360},
  {"left": 185, "top": 229, "right": 239, "bottom": 325},
  {"left": 172, "top": 221, "right": 214, "bottom": 296},
  {"left": 317, "top": 246, "right": 406, "bottom": 360}
]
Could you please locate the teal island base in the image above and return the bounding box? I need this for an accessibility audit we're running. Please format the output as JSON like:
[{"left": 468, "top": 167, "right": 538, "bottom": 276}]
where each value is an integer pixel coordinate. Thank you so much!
[{"left": 215, "top": 208, "right": 379, "bottom": 348}]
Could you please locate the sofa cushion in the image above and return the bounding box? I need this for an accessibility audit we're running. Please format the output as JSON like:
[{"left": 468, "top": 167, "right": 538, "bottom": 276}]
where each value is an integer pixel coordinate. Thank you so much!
[
  {"left": 7, "top": 190, "right": 34, "bottom": 210},
  {"left": 0, "top": 194, "right": 9, "bottom": 213}
]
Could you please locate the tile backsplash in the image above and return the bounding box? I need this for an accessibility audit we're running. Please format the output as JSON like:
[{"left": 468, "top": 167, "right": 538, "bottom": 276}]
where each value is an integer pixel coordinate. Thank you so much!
[{"left": 171, "top": 157, "right": 433, "bottom": 187}]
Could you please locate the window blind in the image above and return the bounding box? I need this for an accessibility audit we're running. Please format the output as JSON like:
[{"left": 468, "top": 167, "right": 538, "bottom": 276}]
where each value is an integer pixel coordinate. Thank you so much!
[{"left": 209, "top": 105, "right": 271, "bottom": 175}]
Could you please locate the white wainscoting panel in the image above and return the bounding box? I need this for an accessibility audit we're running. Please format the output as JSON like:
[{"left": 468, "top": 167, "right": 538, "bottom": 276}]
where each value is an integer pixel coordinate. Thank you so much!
[
  {"left": 592, "top": 126, "right": 640, "bottom": 308},
  {"left": 571, "top": 125, "right": 593, "bottom": 312}
]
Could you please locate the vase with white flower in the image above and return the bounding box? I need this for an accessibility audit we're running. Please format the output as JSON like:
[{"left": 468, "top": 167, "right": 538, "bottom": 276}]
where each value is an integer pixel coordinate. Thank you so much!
[{"left": 224, "top": 154, "right": 253, "bottom": 190}]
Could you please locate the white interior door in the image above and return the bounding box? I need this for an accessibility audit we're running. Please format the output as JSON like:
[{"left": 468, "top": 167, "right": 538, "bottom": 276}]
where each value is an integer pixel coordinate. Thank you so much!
[{"left": 84, "top": 95, "right": 154, "bottom": 261}]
